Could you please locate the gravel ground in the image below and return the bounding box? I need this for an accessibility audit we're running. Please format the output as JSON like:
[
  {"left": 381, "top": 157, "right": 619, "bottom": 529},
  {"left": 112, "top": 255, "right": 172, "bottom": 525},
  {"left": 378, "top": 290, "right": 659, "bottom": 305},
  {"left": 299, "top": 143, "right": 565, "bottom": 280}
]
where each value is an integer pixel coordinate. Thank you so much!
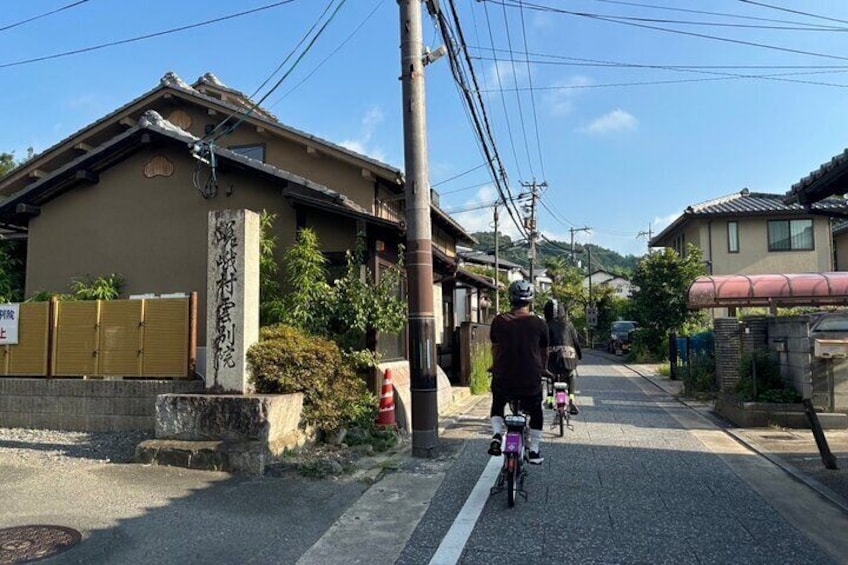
[{"left": 0, "top": 428, "right": 152, "bottom": 465}]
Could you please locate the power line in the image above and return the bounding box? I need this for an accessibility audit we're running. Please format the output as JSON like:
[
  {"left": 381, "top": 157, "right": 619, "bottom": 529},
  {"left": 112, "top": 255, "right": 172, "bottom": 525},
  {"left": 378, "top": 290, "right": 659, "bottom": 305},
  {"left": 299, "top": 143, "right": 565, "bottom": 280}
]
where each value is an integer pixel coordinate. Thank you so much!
[
  {"left": 471, "top": 50, "right": 848, "bottom": 88},
  {"left": 481, "top": 0, "right": 524, "bottom": 181},
  {"left": 471, "top": 47, "right": 848, "bottom": 70},
  {"left": 268, "top": 0, "right": 384, "bottom": 106},
  {"left": 738, "top": 0, "right": 848, "bottom": 26},
  {"left": 0, "top": 0, "right": 90, "bottom": 33},
  {"left": 488, "top": 0, "right": 848, "bottom": 63},
  {"left": 477, "top": 69, "right": 848, "bottom": 91},
  {"left": 432, "top": 162, "right": 489, "bottom": 187},
  {"left": 439, "top": 180, "right": 493, "bottom": 195},
  {"left": 586, "top": 0, "right": 847, "bottom": 29},
  {"left": 206, "top": 0, "right": 347, "bottom": 142},
  {"left": 436, "top": 0, "right": 528, "bottom": 238},
  {"left": 0, "top": 0, "right": 297, "bottom": 70},
  {"left": 498, "top": 0, "right": 535, "bottom": 180},
  {"left": 539, "top": 197, "right": 576, "bottom": 228},
  {"left": 517, "top": 0, "right": 546, "bottom": 181}
]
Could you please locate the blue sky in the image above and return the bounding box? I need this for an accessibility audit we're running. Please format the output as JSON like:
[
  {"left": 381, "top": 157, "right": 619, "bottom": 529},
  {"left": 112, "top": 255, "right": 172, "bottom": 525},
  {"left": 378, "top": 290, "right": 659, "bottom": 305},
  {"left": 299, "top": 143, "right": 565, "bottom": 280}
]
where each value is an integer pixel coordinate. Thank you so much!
[{"left": 3, "top": 0, "right": 848, "bottom": 257}]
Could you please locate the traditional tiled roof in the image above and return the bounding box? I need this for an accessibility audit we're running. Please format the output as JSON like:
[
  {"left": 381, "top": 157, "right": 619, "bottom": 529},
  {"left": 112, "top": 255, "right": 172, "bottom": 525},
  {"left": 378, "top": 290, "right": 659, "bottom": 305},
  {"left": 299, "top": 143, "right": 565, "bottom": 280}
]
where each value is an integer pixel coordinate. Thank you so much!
[
  {"left": 0, "top": 111, "right": 383, "bottom": 226},
  {"left": 785, "top": 148, "right": 848, "bottom": 205},
  {"left": 458, "top": 249, "right": 524, "bottom": 270},
  {"left": 651, "top": 188, "right": 848, "bottom": 246}
]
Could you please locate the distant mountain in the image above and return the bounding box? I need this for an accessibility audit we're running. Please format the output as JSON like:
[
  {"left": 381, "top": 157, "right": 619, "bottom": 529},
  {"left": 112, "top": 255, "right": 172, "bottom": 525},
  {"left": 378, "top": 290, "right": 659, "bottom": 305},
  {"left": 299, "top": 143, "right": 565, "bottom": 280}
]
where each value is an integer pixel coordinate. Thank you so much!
[{"left": 469, "top": 231, "right": 642, "bottom": 276}]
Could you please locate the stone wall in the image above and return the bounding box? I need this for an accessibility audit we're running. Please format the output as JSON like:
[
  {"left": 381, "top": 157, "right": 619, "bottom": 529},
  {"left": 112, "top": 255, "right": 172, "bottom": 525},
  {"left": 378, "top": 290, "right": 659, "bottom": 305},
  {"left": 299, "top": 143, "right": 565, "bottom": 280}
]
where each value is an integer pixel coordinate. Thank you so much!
[
  {"left": 714, "top": 318, "right": 741, "bottom": 392},
  {"left": 768, "top": 316, "right": 813, "bottom": 398},
  {"left": 0, "top": 378, "right": 204, "bottom": 431}
]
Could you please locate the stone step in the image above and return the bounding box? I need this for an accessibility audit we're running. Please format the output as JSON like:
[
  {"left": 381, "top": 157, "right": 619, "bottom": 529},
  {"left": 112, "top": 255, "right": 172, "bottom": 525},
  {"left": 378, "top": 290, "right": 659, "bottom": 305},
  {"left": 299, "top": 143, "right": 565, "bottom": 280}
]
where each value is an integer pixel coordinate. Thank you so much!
[{"left": 135, "top": 439, "right": 268, "bottom": 475}]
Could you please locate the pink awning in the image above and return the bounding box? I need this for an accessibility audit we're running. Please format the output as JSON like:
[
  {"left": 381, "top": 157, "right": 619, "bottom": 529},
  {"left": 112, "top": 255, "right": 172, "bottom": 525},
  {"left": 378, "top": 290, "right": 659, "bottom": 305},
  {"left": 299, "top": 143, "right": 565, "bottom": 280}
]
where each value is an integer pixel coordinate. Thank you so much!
[{"left": 688, "top": 273, "right": 848, "bottom": 309}]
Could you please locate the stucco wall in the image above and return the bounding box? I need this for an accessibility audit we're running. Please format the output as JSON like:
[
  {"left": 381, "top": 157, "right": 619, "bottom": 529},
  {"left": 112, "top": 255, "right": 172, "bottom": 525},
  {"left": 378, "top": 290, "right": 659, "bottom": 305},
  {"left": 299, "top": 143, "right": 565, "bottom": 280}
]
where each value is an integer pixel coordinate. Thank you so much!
[
  {"left": 701, "top": 217, "right": 832, "bottom": 275},
  {"left": 25, "top": 144, "right": 358, "bottom": 344},
  {"left": 162, "top": 103, "right": 379, "bottom": 212},
  {"left": 835, "top": 232, "right": 848, "bottom": 271}
]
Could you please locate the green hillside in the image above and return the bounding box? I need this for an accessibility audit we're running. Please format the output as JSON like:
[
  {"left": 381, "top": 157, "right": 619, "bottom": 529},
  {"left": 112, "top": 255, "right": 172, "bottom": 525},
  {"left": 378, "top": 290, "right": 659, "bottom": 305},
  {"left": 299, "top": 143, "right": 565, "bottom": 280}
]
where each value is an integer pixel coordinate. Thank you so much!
[{"left": 470, "top": 231, "right": 641, "bottom": 277}]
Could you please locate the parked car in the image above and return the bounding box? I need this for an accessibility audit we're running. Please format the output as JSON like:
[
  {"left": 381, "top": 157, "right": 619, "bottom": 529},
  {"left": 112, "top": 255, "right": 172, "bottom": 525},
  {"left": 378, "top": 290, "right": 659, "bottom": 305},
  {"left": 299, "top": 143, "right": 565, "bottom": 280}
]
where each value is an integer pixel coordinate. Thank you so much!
[{"left": 608, "top": 320, "right": 639, "bottom": 354}]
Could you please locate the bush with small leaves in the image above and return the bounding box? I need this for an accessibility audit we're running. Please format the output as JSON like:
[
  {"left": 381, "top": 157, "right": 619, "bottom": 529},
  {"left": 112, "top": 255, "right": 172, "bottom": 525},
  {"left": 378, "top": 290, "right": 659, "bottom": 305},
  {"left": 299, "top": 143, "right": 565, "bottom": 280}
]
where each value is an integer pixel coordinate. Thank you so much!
[{"left": 247, "top": 325, "right": 378, "bottom": 435}]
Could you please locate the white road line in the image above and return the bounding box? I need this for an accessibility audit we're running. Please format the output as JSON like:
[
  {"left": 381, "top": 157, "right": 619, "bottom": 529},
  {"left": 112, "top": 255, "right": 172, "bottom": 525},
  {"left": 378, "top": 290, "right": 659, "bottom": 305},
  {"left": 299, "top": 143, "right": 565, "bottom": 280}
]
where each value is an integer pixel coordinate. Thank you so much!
[{"left": 428, "top": 455, "right": 503, "bottom": 565}]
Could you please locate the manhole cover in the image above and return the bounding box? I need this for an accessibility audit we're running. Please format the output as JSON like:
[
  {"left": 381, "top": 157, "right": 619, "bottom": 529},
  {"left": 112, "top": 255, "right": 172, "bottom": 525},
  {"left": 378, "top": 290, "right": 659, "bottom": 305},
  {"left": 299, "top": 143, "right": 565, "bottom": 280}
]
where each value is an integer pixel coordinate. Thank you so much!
[{"left": 0, "top": 526, "right": 81, "bottom": 564}]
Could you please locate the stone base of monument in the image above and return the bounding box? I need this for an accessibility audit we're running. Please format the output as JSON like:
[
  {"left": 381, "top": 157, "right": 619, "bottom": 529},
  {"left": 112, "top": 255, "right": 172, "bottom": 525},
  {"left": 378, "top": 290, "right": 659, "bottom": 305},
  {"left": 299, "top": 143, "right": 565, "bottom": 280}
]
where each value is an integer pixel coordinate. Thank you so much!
[{"left": 134, "top": 393, "right": 306, "bottom": 475}]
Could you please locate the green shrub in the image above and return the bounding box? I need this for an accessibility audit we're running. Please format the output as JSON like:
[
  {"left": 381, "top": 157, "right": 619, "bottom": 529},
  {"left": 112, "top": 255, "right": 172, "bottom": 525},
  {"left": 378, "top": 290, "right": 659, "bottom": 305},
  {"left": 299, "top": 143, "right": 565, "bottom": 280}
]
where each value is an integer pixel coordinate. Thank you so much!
[
  {"left": 681, "top": 352, "right": 717, "bottom": 398},
  {"left": 656, "top": 363, "right": 671, "bottom": 377},
  {"left": 469, "top": 346, "right": 493, "bottom": 395},
  {"left": 736, "top": 351, "right": 785, "bottom": 401},
  {"left": 247, "top": 324, "right": 378, "bottom": 434},
  {"left": 757, "top": 388, "right": 802, "bottom": 404},
  {"left": 70, "top": 273, "right": 124, "bottom": 300}
]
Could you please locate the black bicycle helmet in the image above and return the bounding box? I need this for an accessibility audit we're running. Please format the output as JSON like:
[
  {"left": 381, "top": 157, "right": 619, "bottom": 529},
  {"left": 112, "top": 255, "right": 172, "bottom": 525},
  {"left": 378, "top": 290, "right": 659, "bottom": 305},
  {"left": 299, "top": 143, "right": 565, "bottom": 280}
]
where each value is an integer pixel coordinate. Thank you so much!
[{"left": 508, "top": 280, "right": 535, "bottom": 306}]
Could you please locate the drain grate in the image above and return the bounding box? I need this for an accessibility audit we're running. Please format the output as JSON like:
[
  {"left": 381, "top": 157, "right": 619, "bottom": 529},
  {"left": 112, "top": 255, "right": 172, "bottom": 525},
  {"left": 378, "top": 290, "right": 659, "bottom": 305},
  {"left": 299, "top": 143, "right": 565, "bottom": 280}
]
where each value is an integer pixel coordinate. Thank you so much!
[{"left": 0, "top": 526, "right": 81, "bottom": 564}]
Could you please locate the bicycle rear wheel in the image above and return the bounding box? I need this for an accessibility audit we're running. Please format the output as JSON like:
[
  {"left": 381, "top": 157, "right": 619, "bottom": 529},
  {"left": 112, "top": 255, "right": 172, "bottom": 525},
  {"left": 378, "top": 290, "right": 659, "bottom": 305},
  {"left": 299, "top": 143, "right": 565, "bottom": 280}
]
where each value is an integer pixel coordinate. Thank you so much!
[
  {"left": 558, "top": 408, "right": 564, "bottom": 437},
  {"left": 506, "top": 455, "right": 517, "bottom": 507}
]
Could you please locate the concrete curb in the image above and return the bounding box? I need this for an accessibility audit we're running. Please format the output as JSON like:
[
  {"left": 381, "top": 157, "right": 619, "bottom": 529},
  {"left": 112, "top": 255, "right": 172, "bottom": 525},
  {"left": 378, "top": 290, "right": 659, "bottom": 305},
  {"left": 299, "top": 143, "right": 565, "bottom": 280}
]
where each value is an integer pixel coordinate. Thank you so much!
[{"left": 617, "top": 356, "right": 848, "bottom": 517}]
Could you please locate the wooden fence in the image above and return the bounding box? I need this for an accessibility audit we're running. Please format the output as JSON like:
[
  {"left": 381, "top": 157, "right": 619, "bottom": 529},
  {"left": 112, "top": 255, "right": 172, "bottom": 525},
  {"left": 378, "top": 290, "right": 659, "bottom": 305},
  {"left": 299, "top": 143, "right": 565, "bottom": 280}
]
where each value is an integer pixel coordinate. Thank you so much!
[{"left": 0, "top": 294, "right": 196, "bottom": 378}]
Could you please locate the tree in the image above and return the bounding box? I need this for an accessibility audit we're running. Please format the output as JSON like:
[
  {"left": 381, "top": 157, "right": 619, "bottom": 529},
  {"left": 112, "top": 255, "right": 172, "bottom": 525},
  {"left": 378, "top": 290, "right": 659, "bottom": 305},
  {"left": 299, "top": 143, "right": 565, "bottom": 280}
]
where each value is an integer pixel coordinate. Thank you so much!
[
  {"left": 544, "top": 256, "right": 586, "bottom": 319},
  {"left": 279, "top": 228, "right": 333, "bottom": 335},
  {"left": 0, "top": 153, "right": 14, "bottom": 178},
  {"left": 629, "top": 245, "right": 707, "bottom": 357},
  {"left": 259, "top": 211, "right": 285, "bottom": 326}
]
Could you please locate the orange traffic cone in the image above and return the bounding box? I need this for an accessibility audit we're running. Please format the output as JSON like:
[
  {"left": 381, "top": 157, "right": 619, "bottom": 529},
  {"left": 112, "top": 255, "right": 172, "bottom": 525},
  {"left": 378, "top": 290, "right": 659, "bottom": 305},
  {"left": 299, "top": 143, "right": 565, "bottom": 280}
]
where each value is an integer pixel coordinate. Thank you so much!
[{"left": 376, "top": 369, "right": 397, "bottom": 429}]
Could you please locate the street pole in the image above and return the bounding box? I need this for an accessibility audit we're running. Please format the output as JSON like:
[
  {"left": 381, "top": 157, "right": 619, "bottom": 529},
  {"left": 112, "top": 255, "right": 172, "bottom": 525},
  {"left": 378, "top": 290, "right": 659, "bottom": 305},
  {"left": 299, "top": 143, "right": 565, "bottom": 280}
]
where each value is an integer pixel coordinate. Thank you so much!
[
  {"left": 399, "top": 0, "right": 438, "bottom": 457},
  {"left": 569, "top": 225, "right": 590, "bottom": 267},
  {"left": 522, "top": 181, "right": 545, "bottom": 284},
  {"left": 493, "top": 202, "right": 500, "bottom": 313},
  {"left": 637, "top": 223, "right": 653, "bottom": 254}
]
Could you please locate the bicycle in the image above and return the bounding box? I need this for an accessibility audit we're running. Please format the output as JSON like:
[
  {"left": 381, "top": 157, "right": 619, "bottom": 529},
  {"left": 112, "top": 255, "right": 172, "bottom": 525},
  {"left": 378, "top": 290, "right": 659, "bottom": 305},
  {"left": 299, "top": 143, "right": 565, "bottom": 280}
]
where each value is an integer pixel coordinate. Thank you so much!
[
  {"left": 551, "top": 381, "right": 572, "bottom": 437},
  {"left": 545, "top": 371, "right": 576, "bottom": 437},
  {"left": 490, "top": 399, "right": 529, "bottom": 507}
]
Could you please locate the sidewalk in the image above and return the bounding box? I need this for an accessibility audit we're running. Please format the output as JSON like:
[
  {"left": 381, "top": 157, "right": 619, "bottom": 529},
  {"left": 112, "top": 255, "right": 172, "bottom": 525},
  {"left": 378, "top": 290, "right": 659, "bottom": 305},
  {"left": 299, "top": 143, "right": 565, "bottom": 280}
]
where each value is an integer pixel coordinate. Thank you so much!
[{"left": 625, "top": 360, "right": 848, "bottom": 514}]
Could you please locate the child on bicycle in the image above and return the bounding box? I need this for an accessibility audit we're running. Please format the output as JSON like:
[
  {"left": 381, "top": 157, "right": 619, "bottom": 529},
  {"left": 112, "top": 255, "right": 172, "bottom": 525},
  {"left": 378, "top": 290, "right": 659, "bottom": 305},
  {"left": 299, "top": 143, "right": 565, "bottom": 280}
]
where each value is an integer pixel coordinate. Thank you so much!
[
  {"left": 487, "top": 280, "right": 548, "bottom": 465},
  {"left": 544, "top": 299, "right": 581, "bottom": 415}
]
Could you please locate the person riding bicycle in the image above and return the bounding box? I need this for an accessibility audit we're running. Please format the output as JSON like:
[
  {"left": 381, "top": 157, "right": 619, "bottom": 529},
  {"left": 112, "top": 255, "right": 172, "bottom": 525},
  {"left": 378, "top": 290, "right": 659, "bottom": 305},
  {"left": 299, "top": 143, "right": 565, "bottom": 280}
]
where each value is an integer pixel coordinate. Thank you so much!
[
  {"left": 543, "top": 299, "right": 582, "bottom": 415},
  {"left": 487, "top": 280, "right": 548, "bottom": 465}
]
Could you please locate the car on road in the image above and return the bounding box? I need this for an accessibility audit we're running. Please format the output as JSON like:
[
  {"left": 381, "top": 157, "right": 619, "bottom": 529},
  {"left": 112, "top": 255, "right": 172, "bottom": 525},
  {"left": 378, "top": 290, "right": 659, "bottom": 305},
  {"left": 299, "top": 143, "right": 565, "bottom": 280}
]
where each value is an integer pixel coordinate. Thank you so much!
[{"left": 608, "top": 320, "right": 638, "bottom": 354}]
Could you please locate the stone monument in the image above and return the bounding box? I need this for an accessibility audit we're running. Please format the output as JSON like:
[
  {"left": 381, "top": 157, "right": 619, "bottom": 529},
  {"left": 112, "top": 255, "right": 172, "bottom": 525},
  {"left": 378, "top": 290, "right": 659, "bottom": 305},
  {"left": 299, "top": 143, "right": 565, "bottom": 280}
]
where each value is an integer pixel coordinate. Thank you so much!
[
  {"left": 137, "top": 209, "right": 306, "bottom": 474},
  {"left": 206, "top": 209, "right": 260, "bottom": 393}
]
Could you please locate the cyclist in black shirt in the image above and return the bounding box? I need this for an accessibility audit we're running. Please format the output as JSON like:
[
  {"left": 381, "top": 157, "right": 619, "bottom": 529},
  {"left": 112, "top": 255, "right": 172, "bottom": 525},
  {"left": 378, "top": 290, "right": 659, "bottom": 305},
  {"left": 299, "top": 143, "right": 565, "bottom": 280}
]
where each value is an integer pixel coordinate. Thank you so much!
[
  {"left": 544, "top": 299, "right": 582, "bottom": 415},
  {"left": 488, "top": 280, "right": 548, "bottom": 465}
]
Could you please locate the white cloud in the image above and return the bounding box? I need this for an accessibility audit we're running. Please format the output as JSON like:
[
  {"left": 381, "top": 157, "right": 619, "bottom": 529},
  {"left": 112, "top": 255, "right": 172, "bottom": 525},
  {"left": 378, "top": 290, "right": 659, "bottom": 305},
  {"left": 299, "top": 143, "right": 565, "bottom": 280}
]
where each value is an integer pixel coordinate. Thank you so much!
[
  {"left": 651, "top": 211, "right": 680, "bottom": 234},
  {"left": 544, "top": 75, "right": 592, "bottom": 118},
  {"left": 448, "top": 185, "right": 527, "bottom": 239},
  {"left": 339, "top": 106, "right": 387, "bottom": 162},
  {"left": 581, "top": 109, "right": 638, "bottom": 136}
]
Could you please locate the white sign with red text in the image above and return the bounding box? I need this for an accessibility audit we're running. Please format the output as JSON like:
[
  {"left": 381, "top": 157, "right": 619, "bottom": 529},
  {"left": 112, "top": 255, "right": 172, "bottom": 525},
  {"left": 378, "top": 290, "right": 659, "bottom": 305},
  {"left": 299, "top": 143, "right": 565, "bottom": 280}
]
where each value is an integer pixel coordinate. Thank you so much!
[{"left": 0, "top": 304, "right": 20, "bottom": 345}]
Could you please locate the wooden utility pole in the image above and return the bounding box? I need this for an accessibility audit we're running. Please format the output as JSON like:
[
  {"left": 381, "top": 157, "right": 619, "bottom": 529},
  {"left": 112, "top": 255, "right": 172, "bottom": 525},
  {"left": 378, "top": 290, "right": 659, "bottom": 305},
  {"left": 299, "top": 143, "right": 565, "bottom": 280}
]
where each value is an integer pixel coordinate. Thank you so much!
[{"left": 400, "top": 0, "right": 438, "bottom": 457}]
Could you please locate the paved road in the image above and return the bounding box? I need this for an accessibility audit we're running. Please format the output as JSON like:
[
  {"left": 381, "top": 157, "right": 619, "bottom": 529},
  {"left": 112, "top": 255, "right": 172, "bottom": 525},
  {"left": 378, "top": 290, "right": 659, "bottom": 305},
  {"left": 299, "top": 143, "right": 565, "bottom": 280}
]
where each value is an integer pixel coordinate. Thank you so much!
[
  {"left": 397, "top": 355, "right": 846, "bottom": 564},
  {"left": 4, "top": 354, "right": 848, "bottom": 564}
]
